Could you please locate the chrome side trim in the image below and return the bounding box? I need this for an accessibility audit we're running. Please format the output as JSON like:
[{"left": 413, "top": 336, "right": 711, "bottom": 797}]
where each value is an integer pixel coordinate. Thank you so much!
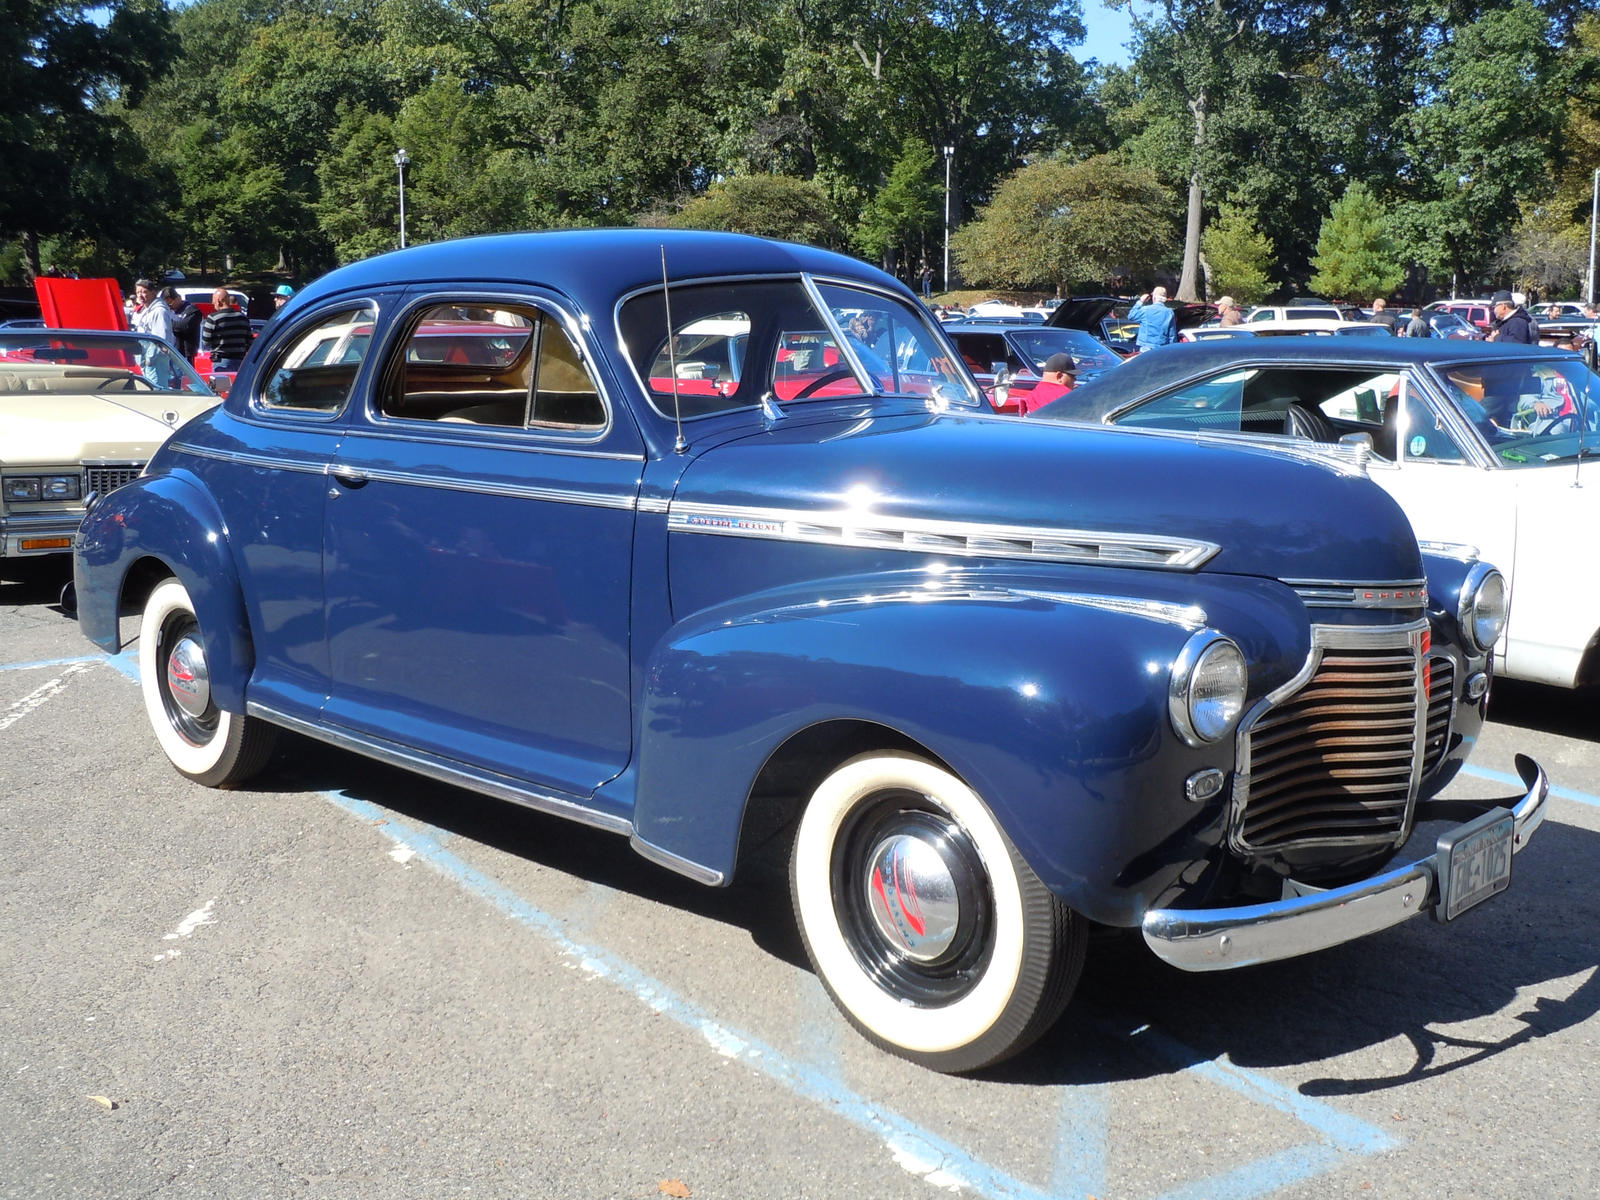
[
  {"left": 667, "top": 501, "right": 1220, "bottom": 570},
  {"left": 180, "top": 444, "right": 640, "bottom": 509},
  {"left": 630, "top": 833, "right": 725, "bottom": 886},
  {"left": 331, "top": 464, "right": 640, "bottom": 509},
  {"left": 245, "top": 701, "right": 633, "bottom": 837},
  {"left": 636, "top": 496, "right": 672, "bottom": 514},
  {"left": 1283, "top": 578, "right": 1428, "bottom": 609},
  {"left": 720, "top": 583, "right": 1207, "bottom": 628},
  {"left": 179, "top": 444, "right": 333, "bottom": 476},
  {"left": 339, "top": 426, "right": 644, "bottom": 461},
  {"left": 1143, "top": 755, "right": 1548, "bottom": 971}
]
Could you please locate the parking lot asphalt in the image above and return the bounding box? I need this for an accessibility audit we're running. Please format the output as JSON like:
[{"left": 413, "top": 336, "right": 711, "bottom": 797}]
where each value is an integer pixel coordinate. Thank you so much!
[{"left": 4, "top": 558, "right": 1598, "bottom": 1200}]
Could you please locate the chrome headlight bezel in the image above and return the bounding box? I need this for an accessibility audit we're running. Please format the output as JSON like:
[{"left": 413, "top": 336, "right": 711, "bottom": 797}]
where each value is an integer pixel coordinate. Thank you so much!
[
  {"left": 1169, "top": 630, "right": 1249, "bottom": 747},
  {"left": 1457, "top": 563, "right": 1508, "bottom": 655}
]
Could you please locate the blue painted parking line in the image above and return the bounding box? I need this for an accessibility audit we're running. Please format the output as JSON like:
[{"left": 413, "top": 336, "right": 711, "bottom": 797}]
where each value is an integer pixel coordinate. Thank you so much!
[
  {"left": 1461, "top": 764, "right": 1600, "bottom": 811},
  {"left": 326, "top": 787, "right": 1397, "bottom": 1199},
  {"left": 0, "top": 654, "right": 103, "bottom": 673},
  {"left": 30, "top": 646, "right": 1403, "bottom": 1197}
]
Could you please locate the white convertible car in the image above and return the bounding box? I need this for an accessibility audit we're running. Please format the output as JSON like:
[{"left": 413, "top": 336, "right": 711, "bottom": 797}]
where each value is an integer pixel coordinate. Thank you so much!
[
  {"left": 1039, "top": 338, "right": 1600, "bottom": 688},
  {"left": 1, "top": 330, "right": 220, "bottom": 562}
]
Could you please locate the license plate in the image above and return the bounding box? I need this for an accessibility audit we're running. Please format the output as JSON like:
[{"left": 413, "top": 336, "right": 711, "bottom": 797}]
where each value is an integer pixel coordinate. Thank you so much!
[{"left": 1436, "top": 808, "right": 1514, "bottom": 922}]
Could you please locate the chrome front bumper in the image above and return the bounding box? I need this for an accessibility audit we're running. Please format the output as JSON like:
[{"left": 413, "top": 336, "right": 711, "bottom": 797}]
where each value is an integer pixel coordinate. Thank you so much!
[
  {"left": 1, "top": 511, "right": 83, "bottom": 557},
  {"left": 1142, "top": 754, "right": 1548, "bottom": 971}
]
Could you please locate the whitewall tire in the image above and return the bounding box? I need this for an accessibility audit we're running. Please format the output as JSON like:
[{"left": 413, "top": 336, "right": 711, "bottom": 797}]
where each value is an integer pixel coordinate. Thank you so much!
[
  {"left": 790, "top": 752, "right": 1085, "bottom": 1073},
  {"left": 139, "top": 578, "right": 275, "bottom": 787}
]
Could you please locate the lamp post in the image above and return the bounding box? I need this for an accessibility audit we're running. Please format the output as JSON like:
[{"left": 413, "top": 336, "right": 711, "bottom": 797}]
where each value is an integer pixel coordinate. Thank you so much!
[
  {"left": 1588, "top": 166, "right": 1598, "bottom": 307},
  {"left": 394, "top": 148, "right": 410, "bottom": 250},
  {"left": 943, "top": 144, "right": 955, "bottom": 292}
]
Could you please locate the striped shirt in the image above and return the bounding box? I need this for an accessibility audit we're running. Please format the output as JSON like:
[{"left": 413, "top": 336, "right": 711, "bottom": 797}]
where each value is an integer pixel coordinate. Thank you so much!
[{"left": 201, "top": 306, "right": 253, "bottom": 362}]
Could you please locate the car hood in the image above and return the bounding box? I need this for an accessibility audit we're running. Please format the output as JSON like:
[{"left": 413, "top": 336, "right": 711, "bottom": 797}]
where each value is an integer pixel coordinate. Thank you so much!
[
  {"left": 1044, "top": 296, "right": 1123, "bottom": 331},
  {"left": 674, "top": 409, "right": 1424, "bottom": 584},
  {"left": 0, "top": 392, "right": 219, "bottom": 465}
]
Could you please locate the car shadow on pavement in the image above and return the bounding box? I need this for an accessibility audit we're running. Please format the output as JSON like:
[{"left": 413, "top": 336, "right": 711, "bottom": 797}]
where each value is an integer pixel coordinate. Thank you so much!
[
  {"left": 259, "top": 730, "right": 811, "bottom": 970},
  {"left": 0, "top": 558, "right": 73, "bottom": 607},
  {"left": 1488, "top": 677, "right": 1600, "bottom": 740}
]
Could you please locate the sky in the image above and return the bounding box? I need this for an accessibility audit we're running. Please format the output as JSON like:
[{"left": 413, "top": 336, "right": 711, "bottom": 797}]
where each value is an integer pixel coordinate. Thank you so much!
[{"left": 1077, "top": 0, "right": 1138, "bottom": 68}]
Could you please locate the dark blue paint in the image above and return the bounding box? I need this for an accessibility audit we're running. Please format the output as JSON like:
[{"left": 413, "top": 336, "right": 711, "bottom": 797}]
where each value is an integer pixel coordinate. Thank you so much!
[{"left": 74, "top": 229, "right": 1493, "bottom": 926}]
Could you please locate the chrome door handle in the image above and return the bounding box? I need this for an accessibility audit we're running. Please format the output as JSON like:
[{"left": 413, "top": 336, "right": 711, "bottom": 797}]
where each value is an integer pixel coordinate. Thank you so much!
[{"left": 331, "top": 468, "right": 369, "bottom": 488}]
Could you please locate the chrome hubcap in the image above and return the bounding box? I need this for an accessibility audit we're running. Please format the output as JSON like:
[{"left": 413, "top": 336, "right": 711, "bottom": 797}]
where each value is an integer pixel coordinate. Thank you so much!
[
  {"left": 165, "top": 635, "right": 211, "bottom": 719},
  {"left": 863, "top": 832, "right": 962, "bottom": 962}
]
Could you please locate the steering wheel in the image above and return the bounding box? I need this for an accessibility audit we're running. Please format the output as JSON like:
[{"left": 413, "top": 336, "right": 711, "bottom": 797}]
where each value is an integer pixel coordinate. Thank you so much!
[
  {"left": 96, "top": 373, "right": 157, "bottom": 392},
  {"left": 793, "top": 368, "right": 856, "bottom": 399}
]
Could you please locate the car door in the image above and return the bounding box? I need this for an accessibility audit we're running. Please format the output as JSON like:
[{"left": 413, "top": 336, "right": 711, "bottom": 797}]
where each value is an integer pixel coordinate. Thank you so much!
[
  {"left": 1364, "top": 376, "right": 1518, "bottom": 660},
  {"left": 207, "top": 297, "right": 386, "bottom": 721},
  {"left": 321, "top": 291, "right": 645, "bottom": 797}
]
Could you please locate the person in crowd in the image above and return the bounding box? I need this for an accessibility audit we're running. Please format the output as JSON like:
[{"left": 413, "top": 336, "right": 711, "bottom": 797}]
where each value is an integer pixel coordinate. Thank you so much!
[
  {"left": 1369, "top": 298, "right": 1399, "bottom": 332},
  {"left": 1128, "top": 287, "right": 1177, "bottom": 351},
  {"left": 161, "top": 286, "right": 201, "bottom": 362},
  {"left": 130, "top": 278, "right": 175, "bottom": 348},
  {"left": 919, "top": 263, "right": 933, "bottom": 299},
  {"left": 201, "top": 286, "right": 254, "bottom": 370},
  {"left": 1017, "top": 352, "right": 1075, "bottom": 414},
  {"left": 1402, "top": 307, "right": 1432, "bottom": 338},
  {"left": 273, "top": 283, "right": 295, "bottom": 311},
  {"left": 1488, "top": 290, "right": 1537, "bottom": 344},
  {"left": 1216, "top": 296, "right": 1243, "bottom": 326}
]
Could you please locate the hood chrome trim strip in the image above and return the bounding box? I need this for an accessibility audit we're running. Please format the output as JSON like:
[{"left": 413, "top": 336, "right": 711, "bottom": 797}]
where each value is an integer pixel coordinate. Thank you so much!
[{"left": 667, "top": 501, "right": 1220, "bottom": 570}]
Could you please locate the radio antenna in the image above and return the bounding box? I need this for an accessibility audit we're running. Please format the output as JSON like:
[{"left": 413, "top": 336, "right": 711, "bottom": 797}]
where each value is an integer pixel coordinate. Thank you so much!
[{"left": 662, "top": 246, "right": 687, "bottom": 454}]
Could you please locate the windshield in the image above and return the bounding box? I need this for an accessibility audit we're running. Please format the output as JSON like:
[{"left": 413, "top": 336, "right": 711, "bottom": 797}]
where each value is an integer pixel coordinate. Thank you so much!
[
  {"left": 1008, "top": 328, "right": 1122, "bottom": 374},
  {"left": 618, "top": 277, "right": 977, "bottom": 419},
  {"left": 0, "top": 332, "right": 215, "bottom": 396},
  {"left": 1432, "top": 356, "right": 1600, "bottom": 466}
]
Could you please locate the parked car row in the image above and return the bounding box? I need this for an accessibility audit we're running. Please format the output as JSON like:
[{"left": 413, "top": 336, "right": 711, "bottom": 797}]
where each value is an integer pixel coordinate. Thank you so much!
[{"left": 45, "top": 230, "right": 1548, "bottom": 1078}]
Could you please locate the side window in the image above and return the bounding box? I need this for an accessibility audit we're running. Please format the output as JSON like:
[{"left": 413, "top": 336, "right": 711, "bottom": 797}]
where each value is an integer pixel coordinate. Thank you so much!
[
  {"left": 258, "top": 304, "right": 377, "bottom": 413},
  {"left": 530, "top": 318, "right": 605, "bottom": 429},
  {"left": 380, "top": 302, "right": 604, "bottom": 431},
  {"left": 1393, "top": 387, "right": 1465, "bottom": 462},
  {"left": 1117, "top": 370, "right": 1250, "bottom": 432}
]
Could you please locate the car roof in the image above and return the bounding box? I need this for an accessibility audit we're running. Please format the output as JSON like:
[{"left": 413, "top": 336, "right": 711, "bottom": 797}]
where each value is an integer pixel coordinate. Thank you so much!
[
  {"left": 292, "top": 229, "right": 905, "bottom": 316},
  {"left": 1035, "top": 338, "right": 1578, "bottom": 423}
]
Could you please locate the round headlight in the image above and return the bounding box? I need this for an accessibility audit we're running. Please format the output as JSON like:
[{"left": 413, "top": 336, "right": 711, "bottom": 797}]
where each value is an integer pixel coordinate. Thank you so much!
[
  {"left": 1169, "top": 631, "right": 1248, "bottom": 746},
  {"left": 1459, "top": 564, "right": 1508, "bottom": 654}
]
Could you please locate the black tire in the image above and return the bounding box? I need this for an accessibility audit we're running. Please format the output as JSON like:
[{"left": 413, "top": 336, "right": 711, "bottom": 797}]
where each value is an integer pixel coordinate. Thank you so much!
[
  {"left": 139, "top": 578, "right": 275, "bottom": 786},
  {"left": 789, "top": 751, "right": 1086, "bottom": 1073}
]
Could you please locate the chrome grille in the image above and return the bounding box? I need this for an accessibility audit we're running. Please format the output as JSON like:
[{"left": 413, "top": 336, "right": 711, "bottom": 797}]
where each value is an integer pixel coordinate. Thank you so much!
[
  {"left": 1235, "top": 630, "right": 1424, "bottom": 853},
  {"left": 1422, "top": 655, "right": 1455, "bottom": 777},
  {"left": 85, "top": 464, "right": 144, "bottom": 496}
]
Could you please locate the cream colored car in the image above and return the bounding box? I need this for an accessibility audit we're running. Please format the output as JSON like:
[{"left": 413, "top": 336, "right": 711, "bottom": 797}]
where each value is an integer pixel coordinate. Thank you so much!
[{"left": 1, "top": 330, "right": 219, "bottom": 560}]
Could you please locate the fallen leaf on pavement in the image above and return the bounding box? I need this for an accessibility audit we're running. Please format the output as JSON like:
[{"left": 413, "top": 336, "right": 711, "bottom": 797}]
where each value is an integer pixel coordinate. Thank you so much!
[
  {"left": 658, "top": 1181, "right": 691, "bottom": 1198},
  {"left": 87, "top": 1095, "right": 118, "bottom": 1110}
]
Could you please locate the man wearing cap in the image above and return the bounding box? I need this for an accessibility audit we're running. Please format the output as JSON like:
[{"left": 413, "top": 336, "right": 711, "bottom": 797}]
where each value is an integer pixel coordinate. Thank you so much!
[
  {"left": 273, "top": 283, "right": 295, "bottom": 311},
  {"left": 1216, "top": 296, "right": 1243, "bottom": 326},
  {"left": 1017, "top": 352, "right": 1076, "bottom": 415},
  {"left": 1128, "top": 287, "right": 1177, "bottom": 351},
  {"left": 1488, "top": 290, "right": 1537, "bottom": 344}
]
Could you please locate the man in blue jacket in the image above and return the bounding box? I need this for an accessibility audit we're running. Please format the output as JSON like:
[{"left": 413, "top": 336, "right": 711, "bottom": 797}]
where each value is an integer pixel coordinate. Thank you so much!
[{"left": 1128, "top": 287, "right": 1177, "bottom": 351}]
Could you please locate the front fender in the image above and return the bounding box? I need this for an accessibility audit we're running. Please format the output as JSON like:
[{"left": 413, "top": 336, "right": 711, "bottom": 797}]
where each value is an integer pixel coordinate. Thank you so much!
[
  {"left": 74, "top": 472, "right": 253, "bottom": 712},
  {"left": 631, "top": 571, "right": 1309, "bottom": 924}
]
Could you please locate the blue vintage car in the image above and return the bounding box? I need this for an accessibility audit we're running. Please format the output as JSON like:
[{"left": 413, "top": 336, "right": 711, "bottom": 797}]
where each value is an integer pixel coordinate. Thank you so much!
[{"left": 72, "top": 230, "right": 1547, "bottom": 1073}]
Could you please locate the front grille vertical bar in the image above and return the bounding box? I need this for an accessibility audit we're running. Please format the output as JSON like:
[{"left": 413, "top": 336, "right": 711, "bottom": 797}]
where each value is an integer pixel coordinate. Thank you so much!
[{"left": 1229, "top": 621, "right": 1429, "bottom": 859}]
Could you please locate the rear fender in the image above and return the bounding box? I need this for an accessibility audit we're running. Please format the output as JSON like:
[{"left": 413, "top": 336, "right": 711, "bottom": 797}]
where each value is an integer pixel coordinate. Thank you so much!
[{"left": 75, "top": 473, "right": 253, "bottom": 712}]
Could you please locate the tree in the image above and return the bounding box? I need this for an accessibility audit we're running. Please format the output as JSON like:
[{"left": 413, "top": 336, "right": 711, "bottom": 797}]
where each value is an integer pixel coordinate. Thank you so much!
[
  {"left": 657, "top": 175, "right": 846, "bottom": 249},
  {"left": 1201, "top": 204, "right": 1274, "bottom": 302},
  {"left": 0, "top": 0, "right": 177, "bottom": 276},
  {"left": 951, "top": 153, "right": 1173, "bottom": 292},
  {"left": 1308, "top": 182, "right": 1405, "bottom": 301},
  {"left": 855, "top": 141, "right": 941, "bottom": 277}
]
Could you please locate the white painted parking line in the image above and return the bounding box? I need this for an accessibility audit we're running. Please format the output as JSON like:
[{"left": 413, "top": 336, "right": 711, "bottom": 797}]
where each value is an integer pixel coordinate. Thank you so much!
[{"left": 0, "top": 662, "right": 90, "bottom": 732}]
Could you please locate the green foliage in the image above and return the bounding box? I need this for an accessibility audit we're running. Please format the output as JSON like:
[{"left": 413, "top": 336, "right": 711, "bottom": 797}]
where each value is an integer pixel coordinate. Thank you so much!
[
  {"left": 657, "top": 175, "right": 845, "bottom": 249},
  {"left": 854, "top": 141, "right": 942, "bottom": 273},
  {"left": 1202, "top": 205, "right": 1274, "bottom": 303},
  {"left": 1309, "top": 182, "right": 1405, "bottom": 301},
  {"left": 952, "top": 153, "right": 1173, "bottom": 292}
]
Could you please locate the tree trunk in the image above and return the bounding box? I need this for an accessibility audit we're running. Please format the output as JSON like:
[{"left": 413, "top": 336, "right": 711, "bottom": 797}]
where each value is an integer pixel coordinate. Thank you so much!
[
  {"left": 1178, "top": 92, "right": 1206, "bottom": 302},
  {"left": 20, "top": 231, "right": 41, "bottom": 282}
]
